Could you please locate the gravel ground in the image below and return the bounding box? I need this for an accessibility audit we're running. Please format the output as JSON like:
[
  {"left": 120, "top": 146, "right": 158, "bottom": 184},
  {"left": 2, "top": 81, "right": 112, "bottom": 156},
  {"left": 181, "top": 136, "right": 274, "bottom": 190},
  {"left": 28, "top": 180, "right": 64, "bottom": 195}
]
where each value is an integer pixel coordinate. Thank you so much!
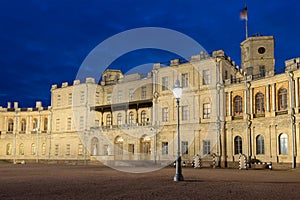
[{"left": 0, "top": 164, "right": 299, "bottom": 200}]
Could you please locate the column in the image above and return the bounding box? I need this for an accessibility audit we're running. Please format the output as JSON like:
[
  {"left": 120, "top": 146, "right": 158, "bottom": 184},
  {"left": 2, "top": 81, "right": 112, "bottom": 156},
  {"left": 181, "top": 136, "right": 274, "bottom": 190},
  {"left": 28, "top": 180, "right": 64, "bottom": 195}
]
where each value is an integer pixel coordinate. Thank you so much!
[
  {"left": 249, "top": 88, "right": 253, "bottom": 114},
  {"left": 272, "top": 84, "right": 276, "bottom": 112},
  {"left": 266, "top": 85, "right": 270, "bottom": 112},
  {"left": 295, "top": 78, "right": 299, "bottom": 108},
  {"left": 228, "top": 92, "right": 232, "bottom": 116}
]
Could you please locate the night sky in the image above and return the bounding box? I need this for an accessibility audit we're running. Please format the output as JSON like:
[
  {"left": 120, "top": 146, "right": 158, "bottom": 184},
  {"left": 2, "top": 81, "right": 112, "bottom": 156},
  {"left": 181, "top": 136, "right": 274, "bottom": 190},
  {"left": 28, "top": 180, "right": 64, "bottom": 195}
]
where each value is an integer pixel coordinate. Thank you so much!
[{"left": 1, "top": 0, "right": 300, "bottom": 108}]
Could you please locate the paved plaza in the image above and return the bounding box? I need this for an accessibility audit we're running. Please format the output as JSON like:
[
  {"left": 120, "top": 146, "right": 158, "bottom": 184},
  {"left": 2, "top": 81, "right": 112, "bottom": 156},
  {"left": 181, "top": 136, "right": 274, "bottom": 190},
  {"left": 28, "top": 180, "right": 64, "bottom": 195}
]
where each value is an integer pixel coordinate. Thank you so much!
[{"left": 0, "top": 164, "right": 299, "bottom": 199}]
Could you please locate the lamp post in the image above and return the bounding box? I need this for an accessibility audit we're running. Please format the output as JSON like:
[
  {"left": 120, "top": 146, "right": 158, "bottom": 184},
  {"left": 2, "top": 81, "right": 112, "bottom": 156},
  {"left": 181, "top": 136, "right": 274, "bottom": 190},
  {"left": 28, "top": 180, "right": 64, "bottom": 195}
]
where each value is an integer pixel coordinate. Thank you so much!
[{"left": 173, "top": 79, "right": 184, "bottom": 181}]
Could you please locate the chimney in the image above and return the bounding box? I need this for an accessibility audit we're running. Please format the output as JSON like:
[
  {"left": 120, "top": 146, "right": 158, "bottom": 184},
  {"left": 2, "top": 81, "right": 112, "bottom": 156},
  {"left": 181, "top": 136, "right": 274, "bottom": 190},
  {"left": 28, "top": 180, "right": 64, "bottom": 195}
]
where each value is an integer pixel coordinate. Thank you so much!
[
  {"left": 14, "top": 102, "right": 18, "bottom": 109},
  {"left": 7, "top": 102, "right": 11, "bottom": 108}
]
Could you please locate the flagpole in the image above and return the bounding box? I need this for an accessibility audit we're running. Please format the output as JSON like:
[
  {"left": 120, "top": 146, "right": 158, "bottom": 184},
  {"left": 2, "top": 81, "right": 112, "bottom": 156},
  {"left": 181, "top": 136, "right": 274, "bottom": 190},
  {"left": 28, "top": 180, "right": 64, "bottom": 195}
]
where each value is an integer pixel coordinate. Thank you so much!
[{"left": 246, "top": 17, "right": 248, "bottom": 39}]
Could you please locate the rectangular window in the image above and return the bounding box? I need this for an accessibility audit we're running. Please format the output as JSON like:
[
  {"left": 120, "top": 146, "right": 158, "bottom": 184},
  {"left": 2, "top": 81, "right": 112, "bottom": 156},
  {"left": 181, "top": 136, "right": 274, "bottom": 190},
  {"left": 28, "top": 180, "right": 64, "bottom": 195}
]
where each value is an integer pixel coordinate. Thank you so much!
[
  {"left": 56, "top": 119, "right": 60, "bottom": 131},
  {"left": 259, "top": 66, "right": 265, "bottom": 77},
  {"left": 66, "top": 144, "right": 70, "bottom": 156},
  {"left": 246, "top": 67, "right": 253, "bottom": 76},
  {"left": 182, "top": 106, "right": 189, "bottom": 121},
  {"left": 107, "top": 93, "right": 111, "bottom": 104},
  {"left": 80, "top": 116, "right": 84, "bottom": 130},
  {"left": 117, "top": 90, "right": 122, "bottom": 102},
  {"left": 203, "top": 140, "right": 211, "bottom": 155},
  {"left": 162, "top": 142, "right": 168, "bottom": 155},
  {"left": 67, "top": 117, "right": 72, "bottom": 130},
  {"left": 95, "top": 91, "right": 100, "bottom": 104},
  {"left": 141, "top": 87, "right": 146, "bottom": 99},
  {"left": 162, "top": 77, "right": 168, "bottom": 91},
  {"left": 203, "top": 103, "right": 211, "bottom": 119},
  {"left": 182, "top": 141, "right": 188, "bottom": 155},
  {"left": 68, "top": 93, "right": 72, "bottom": 105},
  {"left": 181, "top": 73, "right": 188, "bottom": 88},
  {"left": 80, "top": 91, "right": 85, "bottom": 104},
  {"left": 78, "top": 144, "right": 83, "bottom": 155},
  {"left": 55, "top": 144, "right": 59, "bottom": 156},
  {"left": 162, "top": 107, "right": 169, "bottom": 122},
  {"left": 129, "top": 88, "right": 134, "bottom": 101},
  {"left": 203, "top": 70, "right": 211, "bottom": 85}
]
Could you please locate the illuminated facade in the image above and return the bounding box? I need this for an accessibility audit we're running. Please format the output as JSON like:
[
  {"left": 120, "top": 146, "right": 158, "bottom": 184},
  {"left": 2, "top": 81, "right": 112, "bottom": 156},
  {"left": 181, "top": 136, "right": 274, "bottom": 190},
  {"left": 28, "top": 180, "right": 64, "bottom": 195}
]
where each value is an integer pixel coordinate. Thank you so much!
[{"left": 0, "top": 35, "right": 299, "bottom": 169}]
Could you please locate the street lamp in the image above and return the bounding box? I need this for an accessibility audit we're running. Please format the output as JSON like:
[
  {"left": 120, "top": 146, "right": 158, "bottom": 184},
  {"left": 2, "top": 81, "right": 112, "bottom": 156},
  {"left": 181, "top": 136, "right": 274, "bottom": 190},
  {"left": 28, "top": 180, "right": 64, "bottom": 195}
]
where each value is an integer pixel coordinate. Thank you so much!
[{"left": 172, "top": 79, "right": 184, "bottom": 181}]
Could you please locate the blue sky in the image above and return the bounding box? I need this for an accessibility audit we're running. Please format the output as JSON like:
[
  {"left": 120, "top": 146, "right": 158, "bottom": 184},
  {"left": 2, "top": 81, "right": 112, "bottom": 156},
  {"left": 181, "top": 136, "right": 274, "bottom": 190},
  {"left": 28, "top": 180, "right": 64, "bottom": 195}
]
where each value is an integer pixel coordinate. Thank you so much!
[{"left": 0, "top": 0, "right": 300, "bottom": 107}]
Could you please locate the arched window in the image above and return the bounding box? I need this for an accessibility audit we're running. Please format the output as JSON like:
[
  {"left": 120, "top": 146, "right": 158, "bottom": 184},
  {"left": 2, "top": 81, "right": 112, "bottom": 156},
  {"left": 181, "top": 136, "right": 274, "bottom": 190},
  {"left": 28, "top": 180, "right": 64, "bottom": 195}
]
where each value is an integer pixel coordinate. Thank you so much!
[
  {"left": 31, "top": 143, "right": 36, "bottom": 155},
  {"left": 255, "top": 93, "right": 265, "bottom": 114},
  {"left": 44, "top": 118, "right": 48, "bottom": 131},
  {"left": 141, "top": 110, "right": 147, "bottom": 125},
  {"left": 256, "top": 135, "right": 264, "bottom": 154},
  {"left": 234, "top": 136, "right": 242, "bottom": 154},
  {"left": 19, "top": 143, "right": 24, "bottom": 155},
  {"left": 33, "top": 118, "right": 38, "bottom": 131},
  {"left": 279, "top": 133, "right": 288, "bottom": 154},
  {"left": 233, "top": 96, "right": 243, "bottom": 116},
  {"left": 117, "top": 113, "right": 122, "bottom": 125},
  {"left": 6, "top": 143, "right": 12, "bottom": 155},
  {"left": 7, "top": 119, "right": 14, "bottom": 132},
  {"left": 106, "top": 114, "right": 112, "bottom": 126},
  {"left": 278, "top": 88, "right": 287, "bottom": 111},
  {"left": 21, "top": 119, "right": 26, "bottom": 132},
  {"left": 129, "top": 112, "right": 134, "bottom": 125}
]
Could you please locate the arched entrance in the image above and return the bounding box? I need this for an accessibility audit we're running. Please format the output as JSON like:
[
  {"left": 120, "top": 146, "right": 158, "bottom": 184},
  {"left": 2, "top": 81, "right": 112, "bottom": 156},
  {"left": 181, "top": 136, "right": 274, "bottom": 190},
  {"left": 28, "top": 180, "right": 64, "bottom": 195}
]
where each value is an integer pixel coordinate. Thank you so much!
[
  {"left": 91, "top": 137, "right": 99, "bottom": 156},
  {"left": 140, "top": 135, "right": 151, "bottom": 160},
  {"left": 114, "top": 136, "right": 124, "bottom": 160}
]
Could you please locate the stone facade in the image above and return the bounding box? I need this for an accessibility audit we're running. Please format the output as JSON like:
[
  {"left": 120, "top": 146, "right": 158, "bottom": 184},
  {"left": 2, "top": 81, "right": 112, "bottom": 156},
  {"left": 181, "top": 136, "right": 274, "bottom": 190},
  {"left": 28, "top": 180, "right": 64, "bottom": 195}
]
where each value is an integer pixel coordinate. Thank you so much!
[{"left": 0, "top": 35, "right": 299, "bottom": 168}]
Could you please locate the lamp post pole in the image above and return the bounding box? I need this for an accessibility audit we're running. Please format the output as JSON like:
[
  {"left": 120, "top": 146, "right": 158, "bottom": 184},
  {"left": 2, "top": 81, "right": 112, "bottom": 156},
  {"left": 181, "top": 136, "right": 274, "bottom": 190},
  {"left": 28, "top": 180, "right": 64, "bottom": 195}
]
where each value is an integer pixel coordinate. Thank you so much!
[{"left": 173, "top": 79, "right": 184, "bottom": 182}]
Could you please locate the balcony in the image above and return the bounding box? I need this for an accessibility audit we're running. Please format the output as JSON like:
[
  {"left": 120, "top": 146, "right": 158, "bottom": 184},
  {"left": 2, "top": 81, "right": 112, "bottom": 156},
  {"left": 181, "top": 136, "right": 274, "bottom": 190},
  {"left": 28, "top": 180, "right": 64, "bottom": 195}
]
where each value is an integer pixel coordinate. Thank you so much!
[{"left": 275, "top": 110, "right": 288, "bottom": 116}]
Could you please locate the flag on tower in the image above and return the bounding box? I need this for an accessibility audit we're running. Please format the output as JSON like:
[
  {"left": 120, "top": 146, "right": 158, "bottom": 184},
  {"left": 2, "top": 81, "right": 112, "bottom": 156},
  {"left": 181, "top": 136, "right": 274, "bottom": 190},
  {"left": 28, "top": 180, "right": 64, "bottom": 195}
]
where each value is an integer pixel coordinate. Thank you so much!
[{"left": 240, "top": 6, "right": 248, "bottom": 20}]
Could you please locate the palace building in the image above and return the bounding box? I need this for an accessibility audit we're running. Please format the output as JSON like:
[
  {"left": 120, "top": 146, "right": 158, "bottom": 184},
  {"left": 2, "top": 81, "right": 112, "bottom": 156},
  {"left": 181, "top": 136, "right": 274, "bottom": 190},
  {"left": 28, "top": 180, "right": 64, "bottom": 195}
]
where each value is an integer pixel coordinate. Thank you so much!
[{"left": 0, "top": 35, "right": 299, "bottom": 169}]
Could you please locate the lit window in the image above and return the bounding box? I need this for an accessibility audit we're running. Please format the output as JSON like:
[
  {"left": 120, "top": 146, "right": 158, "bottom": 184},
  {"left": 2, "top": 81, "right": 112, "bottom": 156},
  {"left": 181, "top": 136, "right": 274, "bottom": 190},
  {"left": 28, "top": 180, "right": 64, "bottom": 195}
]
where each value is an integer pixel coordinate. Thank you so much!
[
  {"left": 203, "top": 103, "right": 211, "bottom": 119},
  {"left": 129, "top": 112, "right": 134, "bottom": 125},
  {"left": 106, "top": 114, "right": 112, "bottom": 126},
  {"left": 31, "top": 143, "right": 36, "bottom": 155},
  {"left": 19, "top": 143, "right": 24, "bottom": 155},
  {"left": 234, "top": 136, "right": 242, "bottom": 154}
]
